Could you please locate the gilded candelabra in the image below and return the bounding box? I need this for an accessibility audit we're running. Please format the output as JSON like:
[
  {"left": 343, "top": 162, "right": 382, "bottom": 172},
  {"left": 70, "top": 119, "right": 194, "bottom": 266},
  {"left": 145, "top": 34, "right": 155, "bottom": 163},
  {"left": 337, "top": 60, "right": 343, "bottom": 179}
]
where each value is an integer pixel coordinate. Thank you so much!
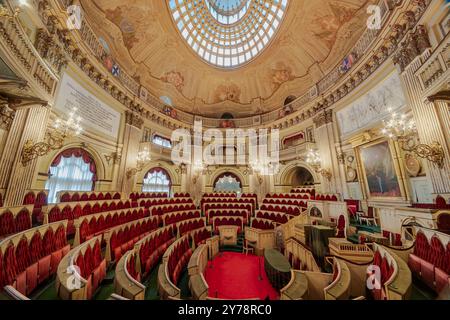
[
  {"left": 126, "top": 147, "right": 151, "bottom": 179},
  {"left": 306, "top": 149, "right": 332, "bottom": 181},
  {"left": 382, "top": 111, "right": 445, "bottom": 168},
  {"left": 21, "top": 108, "right": 83, "bottom": 166}
]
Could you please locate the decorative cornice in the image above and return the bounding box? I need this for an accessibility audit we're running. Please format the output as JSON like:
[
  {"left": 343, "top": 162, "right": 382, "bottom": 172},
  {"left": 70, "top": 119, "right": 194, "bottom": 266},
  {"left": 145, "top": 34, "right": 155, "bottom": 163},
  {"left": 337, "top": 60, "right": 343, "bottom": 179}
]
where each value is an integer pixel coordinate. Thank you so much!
[
  {"left": 125, "top": 111, "right": 144, "bottom": 129},
  {"left": 313, "top": 110, "right": 333, "bottom": 128}
]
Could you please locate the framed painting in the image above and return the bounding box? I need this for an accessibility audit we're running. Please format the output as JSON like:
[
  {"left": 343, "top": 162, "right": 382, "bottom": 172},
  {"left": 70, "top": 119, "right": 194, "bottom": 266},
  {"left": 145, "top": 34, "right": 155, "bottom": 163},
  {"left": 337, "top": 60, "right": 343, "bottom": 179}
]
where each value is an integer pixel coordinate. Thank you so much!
[{"left": 359, "top": 140, "right": 403, "bottom": 199}]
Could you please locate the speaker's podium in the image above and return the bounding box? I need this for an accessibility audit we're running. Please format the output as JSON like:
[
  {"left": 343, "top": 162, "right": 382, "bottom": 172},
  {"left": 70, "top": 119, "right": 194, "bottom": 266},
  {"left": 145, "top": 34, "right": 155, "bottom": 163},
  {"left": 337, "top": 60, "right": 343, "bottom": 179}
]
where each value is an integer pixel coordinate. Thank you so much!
[{"left": 218, "top": 226, "right": 239, "bottom": 246}]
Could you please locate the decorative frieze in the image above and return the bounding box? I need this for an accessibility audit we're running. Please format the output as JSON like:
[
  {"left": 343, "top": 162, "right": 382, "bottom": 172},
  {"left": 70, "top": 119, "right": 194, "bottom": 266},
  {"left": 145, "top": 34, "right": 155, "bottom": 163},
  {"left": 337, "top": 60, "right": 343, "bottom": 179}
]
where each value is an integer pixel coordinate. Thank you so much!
[{"left": 393, "top": 25, "right": 432, "bottom": 72}]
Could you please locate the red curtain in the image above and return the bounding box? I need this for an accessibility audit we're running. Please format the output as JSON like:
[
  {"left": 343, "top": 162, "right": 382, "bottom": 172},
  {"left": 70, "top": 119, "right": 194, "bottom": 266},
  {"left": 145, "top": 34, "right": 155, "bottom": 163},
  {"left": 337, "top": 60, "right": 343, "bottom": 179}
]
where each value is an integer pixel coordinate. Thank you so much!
[{"left": 51, "top": 148, "right": 97, "bottom": 182}]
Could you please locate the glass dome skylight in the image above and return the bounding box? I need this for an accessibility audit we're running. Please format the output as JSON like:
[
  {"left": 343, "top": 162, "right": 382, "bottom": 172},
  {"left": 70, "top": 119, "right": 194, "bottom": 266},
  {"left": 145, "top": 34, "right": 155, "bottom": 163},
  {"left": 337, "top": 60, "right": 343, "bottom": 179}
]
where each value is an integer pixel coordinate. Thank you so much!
[{"left": 168, "top": 0, "right": 289, "bottom": 68}]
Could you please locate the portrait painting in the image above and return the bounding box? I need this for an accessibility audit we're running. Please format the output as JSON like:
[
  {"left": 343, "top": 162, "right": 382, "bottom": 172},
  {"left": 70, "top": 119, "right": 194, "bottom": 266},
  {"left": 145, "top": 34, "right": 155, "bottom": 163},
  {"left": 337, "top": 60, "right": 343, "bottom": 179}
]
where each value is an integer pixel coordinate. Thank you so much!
[{"left": 360, "top": 141, "right": 402, "bottom": 198}]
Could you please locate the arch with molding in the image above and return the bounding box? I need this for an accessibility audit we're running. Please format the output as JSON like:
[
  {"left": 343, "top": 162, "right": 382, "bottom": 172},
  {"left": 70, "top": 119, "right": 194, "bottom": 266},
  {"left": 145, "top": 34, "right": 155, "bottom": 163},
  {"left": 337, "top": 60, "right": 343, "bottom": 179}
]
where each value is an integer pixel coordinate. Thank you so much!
[
  {"left": 137, "top": 161, "right": 180, "bottom": 187},
  {"left": 41, "top": 143, "right": 107, "bottom": 185},
  {"left": 207, "top": 167, "right": 248, "bottom": 188},
  {"left": 276, "top": 161, "right": 319, "bottom": 187}
]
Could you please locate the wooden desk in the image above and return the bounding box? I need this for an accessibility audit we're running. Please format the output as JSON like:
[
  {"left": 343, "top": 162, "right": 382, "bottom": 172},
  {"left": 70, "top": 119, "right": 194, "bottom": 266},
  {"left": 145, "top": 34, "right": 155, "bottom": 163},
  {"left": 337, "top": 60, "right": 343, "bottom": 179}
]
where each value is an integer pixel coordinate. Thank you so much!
[{"left": 218, "top": 226, "right": 239, "bottom": 246}]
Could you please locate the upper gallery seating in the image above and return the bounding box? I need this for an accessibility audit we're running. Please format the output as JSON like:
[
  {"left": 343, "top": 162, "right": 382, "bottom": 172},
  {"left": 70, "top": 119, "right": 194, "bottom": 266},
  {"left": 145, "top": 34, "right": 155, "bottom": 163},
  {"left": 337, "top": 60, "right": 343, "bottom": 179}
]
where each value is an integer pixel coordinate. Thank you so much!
[
  {"left": 408, "top": 230, "right": 450, "bottom": 294},
  {"left": 1, "top": 221, "right": 70, "bottom": 299},
  {"left": 75, "top": 208, "right": 150, "bottom": 245},
  {"left": 44, "top": 199, "right": 138, "bottom": 235},
  {"left": 0, "top": 206, "right": 33, "bottom": 239},
  {"left": 56, "top": 236, "right": 106, "bottom": 300},
  {"left": 22, "top": 190, "right": 48, "bottom": 224},
  {"left": 106, "top": 217, "right": 159, "bottom": 263},
  {"left": 58, "top": 191, "right": 122, "bottom": 203}
]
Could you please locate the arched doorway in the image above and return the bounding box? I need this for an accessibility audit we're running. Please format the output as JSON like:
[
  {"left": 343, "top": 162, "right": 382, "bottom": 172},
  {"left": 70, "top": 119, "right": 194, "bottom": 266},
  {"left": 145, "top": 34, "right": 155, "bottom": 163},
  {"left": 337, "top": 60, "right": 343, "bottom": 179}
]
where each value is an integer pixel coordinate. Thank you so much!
[
  {"left": 214, "top": 172, "right": 242, "bottom": 193},
  {"left": 291, "top": 167, "right": 314, "bottom": 187},
  {"left": 45, "top": 148, "right": 97, "bottom": 203},
  {"left": 142, "top": 167, "right": 172, "bottom": 194}
]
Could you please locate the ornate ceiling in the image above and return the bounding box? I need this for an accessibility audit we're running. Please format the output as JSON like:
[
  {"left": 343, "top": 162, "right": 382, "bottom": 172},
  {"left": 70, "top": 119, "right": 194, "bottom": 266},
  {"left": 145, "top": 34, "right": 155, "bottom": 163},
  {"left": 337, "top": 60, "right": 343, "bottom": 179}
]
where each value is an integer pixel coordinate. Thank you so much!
[{"left": 80, "top": 0, "right": 375, "bottom": 118}]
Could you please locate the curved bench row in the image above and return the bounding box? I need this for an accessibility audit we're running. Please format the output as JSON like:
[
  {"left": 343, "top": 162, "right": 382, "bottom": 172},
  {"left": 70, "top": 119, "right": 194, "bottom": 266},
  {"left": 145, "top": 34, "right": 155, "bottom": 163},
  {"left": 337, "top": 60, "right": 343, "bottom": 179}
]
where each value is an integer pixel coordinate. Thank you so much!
[
  {"left": 56, "top": 236, "right": 106, "bottom": 300},
  {"left": 74, "top": 208, "right": 150, "bottom": 246},
  {"left": 150, "top": 204, "right": 197, "bottom": 216},
  {"left": 1, "top": 221, "right": 69, "bottom": 299},
  {"left": 260, "top": 204, "right": 302, "bottom": 216},
  {"left": 58, "top": 191, "right": 122, "bottom": 203},
  {"left": 129, "top": 192, "right": 168, "bottom": 201},
  {"left": 22, "top": 190, "right": 48, "bottom": 223},
  {"left": 188, "top": 244, "right": 209, "bottom": 300},
  {"left": 162, "top": 210, "right": 201, "bottom": 226},
  {"left": 251, "top": 218, "right": 275, "bottom": 230},
  {"left": 256, "top": 211, "right": 293, "bottom": 224},
  {"left": 139, "top": 197, "right": 192, "bottom": 208},
  {"left": 206, "top": 209, "right": 249, "bottom": 223},
  {"left": 104, "top": 217, "right": 159, "bottom": 263},
  {"left": 158, "top": 235, "right": 192, "bottom": 300},
  {"left": 369, "top": 243, "right": 412, "bottom": 300}
]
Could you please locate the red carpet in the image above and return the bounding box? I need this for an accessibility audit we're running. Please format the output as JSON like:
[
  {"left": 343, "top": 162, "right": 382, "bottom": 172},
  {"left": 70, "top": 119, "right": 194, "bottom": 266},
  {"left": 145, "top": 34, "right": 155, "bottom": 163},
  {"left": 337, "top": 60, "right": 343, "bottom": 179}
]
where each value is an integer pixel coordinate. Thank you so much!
[{"left": 204, "top": 252, "right": 279, "bottom": 300}]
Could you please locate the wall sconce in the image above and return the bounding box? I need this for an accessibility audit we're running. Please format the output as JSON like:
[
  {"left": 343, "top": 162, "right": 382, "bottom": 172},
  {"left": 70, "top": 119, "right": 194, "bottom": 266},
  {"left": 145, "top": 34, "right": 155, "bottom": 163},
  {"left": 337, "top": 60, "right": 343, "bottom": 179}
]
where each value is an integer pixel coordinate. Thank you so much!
[
  {"left": 382, "top": 111, "right": 445, "bottom": 168},
  {"left": 126, "top": 147, "right": 151, "bottom": 179},
  {"left": 306, "top": 149, "right": 332, "bottom": 181},
  {"left": 21, "top": 108, "right": 83, "bottom": 166}
]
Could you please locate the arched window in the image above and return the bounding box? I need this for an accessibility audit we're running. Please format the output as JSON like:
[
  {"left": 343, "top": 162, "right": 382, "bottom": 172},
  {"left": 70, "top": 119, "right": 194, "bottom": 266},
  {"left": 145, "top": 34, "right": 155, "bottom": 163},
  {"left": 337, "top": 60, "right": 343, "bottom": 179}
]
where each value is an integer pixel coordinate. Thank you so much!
[
  {"left": 45, "top": 148, "right": 97, "bottom": 203},
  {"left": 142, "top": 168, "right": 172, "bottom": 194},
  {"left": 152, "top": 134, "right": 172, "bottom": 148},
  {"left": 214, "top": 173, "right": 242, "bottom": 193}
]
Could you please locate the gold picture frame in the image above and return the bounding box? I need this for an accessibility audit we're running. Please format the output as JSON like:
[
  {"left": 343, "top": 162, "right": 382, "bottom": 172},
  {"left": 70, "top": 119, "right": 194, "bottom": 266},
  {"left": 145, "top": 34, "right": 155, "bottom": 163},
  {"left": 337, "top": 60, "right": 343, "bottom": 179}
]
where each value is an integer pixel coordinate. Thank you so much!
[{"left": 356, "top": 139, "right": 408, "bottom": 202}]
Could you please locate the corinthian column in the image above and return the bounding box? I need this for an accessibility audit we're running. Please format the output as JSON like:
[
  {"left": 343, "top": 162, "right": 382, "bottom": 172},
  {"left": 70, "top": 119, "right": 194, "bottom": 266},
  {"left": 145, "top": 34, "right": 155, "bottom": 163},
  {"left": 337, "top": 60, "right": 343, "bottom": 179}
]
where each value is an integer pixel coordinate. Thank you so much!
[
  {"left": 313, "top": 110, "right": 345, "bottom": 195},
  {"left": 2, "top": 103, "right": 50, "bottom": 206},
  {"left": 116, "top": 111, "right": 143, "bottom": 194},
  {"left": 394, "top": 27, "right": 450, "bottom": 197}
]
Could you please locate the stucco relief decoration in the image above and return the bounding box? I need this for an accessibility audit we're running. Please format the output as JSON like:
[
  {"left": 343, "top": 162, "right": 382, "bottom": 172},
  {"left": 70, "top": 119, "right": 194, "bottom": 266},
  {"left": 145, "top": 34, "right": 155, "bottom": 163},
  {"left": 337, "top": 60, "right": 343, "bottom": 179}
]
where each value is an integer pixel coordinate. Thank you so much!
[
  {"left": 105, "top": 7, "right": 139, "bottom": 50},
  {"left": 311, "top": 3, "right": 357, "bottom": 49},
  {"left": 214, "top": 83, "right": 241, "bottom": 103},
  {"left": 161, "top": 71, "right": 185, "bottom": 92},
  {"left": 270, "top": 62, "right": 295, "bottom": 89}
]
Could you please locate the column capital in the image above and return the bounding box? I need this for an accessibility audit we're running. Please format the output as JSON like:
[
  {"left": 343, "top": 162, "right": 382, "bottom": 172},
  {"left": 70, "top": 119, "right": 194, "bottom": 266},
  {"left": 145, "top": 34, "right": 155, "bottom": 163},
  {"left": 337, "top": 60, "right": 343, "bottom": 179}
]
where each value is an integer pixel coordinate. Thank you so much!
[
  {"left": 125, "top": 110, "right": 144, "bottom": 129},
  {"left": 313, "top": 109, "right": 333, "bottom": 128}
]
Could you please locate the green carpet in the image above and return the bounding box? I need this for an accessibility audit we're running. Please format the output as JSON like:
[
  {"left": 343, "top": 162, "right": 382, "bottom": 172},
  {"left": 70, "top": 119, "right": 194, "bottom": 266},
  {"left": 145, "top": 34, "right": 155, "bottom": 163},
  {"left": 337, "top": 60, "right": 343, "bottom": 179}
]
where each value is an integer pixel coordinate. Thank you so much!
[
  {"left": 144, "top": 265, "right": 161, "bottom": 300},
  {"left": 179, "top": 269, "right": 191, "bottom": 299},
  {"left": 410, "top": 277, "right": 437, "bottom": 300}
]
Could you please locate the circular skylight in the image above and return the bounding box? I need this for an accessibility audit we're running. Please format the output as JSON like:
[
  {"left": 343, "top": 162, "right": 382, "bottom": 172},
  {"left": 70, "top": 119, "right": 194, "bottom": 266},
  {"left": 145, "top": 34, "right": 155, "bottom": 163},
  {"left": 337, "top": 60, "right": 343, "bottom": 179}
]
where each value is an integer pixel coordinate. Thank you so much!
[{"left": 168, "top": 0, "right": 289, "bottom": 68}]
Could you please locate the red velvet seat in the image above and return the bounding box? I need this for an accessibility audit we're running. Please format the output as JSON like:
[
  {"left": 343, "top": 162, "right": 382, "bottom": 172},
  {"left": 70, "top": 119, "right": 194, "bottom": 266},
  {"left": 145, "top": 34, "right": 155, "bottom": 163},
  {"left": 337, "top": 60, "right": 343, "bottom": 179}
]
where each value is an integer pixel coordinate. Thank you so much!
[
  {"left": 38, "top": 255, "right": 51, "bottom": 284},
  {"left": 408, "top": 254, "right": 422, "bottom": 276},
  {"left": 420, "top": 259, "right": 436, "bottom": 289},
  {"left": 26, "top": 263, "right": 38, "bottom": 295},
  {"left": 15, "top": 271, "right": 27, "bottom": 296}
]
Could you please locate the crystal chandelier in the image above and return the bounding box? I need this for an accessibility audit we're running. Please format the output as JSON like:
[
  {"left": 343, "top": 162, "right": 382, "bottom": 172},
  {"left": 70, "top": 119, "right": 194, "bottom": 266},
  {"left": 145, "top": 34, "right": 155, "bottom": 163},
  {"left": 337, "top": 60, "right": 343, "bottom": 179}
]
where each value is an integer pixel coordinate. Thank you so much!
[
  {"left": 382, "top": 110, "right": 444, "bottom": 168},
  {"left": 21, "top": 108, "right": 83, "bottom": 166},
  {"left": 305, "top": 149, "right": 332, "bottom": 181},
  {"left": 127, "top": 147, "right": 151, "bottom": 179}
]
